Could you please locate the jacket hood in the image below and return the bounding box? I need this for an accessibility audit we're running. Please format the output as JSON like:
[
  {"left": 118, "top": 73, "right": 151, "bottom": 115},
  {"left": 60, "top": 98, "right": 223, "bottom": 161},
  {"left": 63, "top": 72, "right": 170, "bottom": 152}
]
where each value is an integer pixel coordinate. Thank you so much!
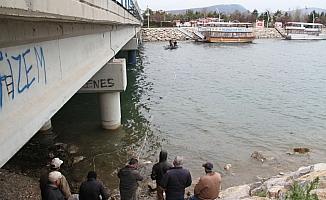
[{"left": 159, "top": 150, "right": 168, "bottom": 162}]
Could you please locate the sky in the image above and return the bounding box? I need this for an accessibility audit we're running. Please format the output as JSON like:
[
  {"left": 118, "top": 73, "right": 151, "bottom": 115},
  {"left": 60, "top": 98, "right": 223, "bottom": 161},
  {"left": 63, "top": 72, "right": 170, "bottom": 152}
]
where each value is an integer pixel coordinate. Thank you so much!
[{"left": 137, "top": 0, "right": 326, "bottom": 12}]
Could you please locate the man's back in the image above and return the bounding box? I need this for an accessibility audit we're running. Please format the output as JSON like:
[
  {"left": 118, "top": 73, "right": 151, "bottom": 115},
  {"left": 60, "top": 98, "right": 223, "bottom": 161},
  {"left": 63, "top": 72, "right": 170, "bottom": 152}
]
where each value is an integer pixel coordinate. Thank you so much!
[
  {"left": 118, "top": 166, "right": 143, "bottom": 191},
  {"left": 118, "top": 165, "right": 143, "bottom": 200},
  {"left": 44, "top": 184, "right": 65, "bottom": 200},
  {"left": 151, "top": 160, "right": 172, "bottom": 186},
  {"left": 79, "top": 178, "right": 109, "bottom": 200},
  {"left": 194, "top": 172, "right": 221, "bottom": 200},
  {"left": 161, "top": 167, "right": 192, "bottom": 200}
]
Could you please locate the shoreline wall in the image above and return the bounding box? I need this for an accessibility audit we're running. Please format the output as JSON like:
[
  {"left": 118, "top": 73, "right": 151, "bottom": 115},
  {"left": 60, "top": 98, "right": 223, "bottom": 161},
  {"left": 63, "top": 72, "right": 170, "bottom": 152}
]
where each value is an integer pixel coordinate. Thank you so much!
[
  {"left": 141, "top": 27, "right": 284, "bottom": 42},
  {"left": 141, "top": 27, "right": 326, "bottom": 42}
]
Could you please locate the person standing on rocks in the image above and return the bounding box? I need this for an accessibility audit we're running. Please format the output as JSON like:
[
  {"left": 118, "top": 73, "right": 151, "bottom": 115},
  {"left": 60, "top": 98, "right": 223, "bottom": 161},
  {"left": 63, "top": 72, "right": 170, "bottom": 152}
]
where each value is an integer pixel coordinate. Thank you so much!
[
  {"left": 40, "top": 158, "right": 72, "bottom": 200},
  {"left": 161, "top": 156, "right": 192, "bottom": 200},
  {"left": 189, "top": 162, "right": 221, "bottom": 200},
  {"left": 118, "top": 158, "right": 144, "bottom": 200},
  {"left": 151, "top": 150, "right": 172, "bottom": 200},
  {"left": 79, "top": 171, "right": 110, "bottom": 200},
  {"left": 44, "top": 171, "right": 65, "bottom": 200}
]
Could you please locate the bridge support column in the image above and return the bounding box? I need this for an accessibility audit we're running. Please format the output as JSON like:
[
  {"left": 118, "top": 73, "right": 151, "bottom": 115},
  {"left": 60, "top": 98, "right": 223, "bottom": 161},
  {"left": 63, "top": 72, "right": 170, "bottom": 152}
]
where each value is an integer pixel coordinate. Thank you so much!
[
  {"left": 121, "top": 37, "right": 138, "bottom": 65},
  {"left": 99, "top": 92, "right": 121, "bottom": 130},
  {"left": 128, "top": 50, "right": 137, "bottom": 65},
  {"left": 39, "top": 120, "right": 52, "bottom": 132},
  {"left": 79, "top": 59, "right": 127, "bottom": 130}
]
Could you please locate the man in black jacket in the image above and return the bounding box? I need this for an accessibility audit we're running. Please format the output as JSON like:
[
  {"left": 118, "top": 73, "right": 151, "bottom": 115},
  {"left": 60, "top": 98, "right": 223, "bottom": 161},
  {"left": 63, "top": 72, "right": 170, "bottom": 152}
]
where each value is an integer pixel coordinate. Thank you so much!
[
  {"left": 118, "top": 158, "right": 144, "bottom": 200},
  {"left": 79, "top": 171, "right": 110, "bottom": 200},
  {"left": 161, "top": 156, "right": 192, "bottom": 200},
  {"left": 151, "top": 150, "right": 172, "bottom": 200}
]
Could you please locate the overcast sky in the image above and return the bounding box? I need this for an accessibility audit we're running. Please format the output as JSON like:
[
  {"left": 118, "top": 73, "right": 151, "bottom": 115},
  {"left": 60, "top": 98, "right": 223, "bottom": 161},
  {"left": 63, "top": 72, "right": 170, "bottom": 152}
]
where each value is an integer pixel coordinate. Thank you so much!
[{"left": 137, "top": 0, "right": 326, "bottom": 12}]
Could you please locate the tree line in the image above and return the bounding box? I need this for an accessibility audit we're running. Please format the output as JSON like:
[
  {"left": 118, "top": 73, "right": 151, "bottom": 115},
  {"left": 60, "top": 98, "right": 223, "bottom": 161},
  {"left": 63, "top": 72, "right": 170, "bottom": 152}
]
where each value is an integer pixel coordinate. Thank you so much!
[{"left": 143, "top": 9, "right": 326, "bottom": 27}]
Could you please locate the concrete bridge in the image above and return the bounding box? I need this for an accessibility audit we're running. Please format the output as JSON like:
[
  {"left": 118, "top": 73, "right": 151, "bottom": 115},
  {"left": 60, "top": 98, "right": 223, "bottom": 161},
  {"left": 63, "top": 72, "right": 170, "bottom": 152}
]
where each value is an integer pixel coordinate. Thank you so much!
[{"left": 0, "top": 0, "right": 143, "bottom": 167}]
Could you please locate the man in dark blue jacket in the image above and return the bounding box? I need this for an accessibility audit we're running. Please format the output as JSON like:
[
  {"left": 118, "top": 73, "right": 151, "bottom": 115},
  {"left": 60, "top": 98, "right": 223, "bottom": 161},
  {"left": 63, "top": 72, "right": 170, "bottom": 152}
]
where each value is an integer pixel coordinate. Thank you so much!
[
  {"left": 161, "top": 156, "right": 192, "bottom": 200},
  {"left": 151, "top": 150, "right": 172, "bottom": 200},
  {"left": 79, "top": 171, "right": 109, "bottom": 200}
]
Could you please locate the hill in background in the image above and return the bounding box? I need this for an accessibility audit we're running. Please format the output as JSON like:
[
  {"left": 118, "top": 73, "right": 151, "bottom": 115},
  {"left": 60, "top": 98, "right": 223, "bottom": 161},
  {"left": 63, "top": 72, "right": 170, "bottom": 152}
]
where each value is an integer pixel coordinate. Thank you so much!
[
  {"left": 167, "top": 4, "right": 248, "bottom": 15},
  {"left": 289, "top": 7, "right": 326, "bottom": 15}
]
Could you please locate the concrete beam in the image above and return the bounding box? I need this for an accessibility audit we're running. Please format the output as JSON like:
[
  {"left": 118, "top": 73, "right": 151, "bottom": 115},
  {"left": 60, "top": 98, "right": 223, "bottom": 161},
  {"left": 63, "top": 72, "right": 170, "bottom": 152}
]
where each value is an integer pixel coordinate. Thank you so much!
[
  {"left": 121, "top": 37, "right": 138, "bottom": 51},
  {"left": 80, "top": 59, "right": 127, "bottom": 93},
  {"left": 0, "top": 0, "right": 141, "bottom": 25},
  {"left": 0, "top": 25, "right": 136, "bottom": 167}
]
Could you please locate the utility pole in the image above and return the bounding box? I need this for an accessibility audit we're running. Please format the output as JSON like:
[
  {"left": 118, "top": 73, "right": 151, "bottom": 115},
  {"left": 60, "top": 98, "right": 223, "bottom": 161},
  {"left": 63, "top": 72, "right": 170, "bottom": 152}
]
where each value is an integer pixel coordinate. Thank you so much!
[
  {"left": 266, "top": 10, "right": 270, "bottom": 28},
  {"left": 145, "top": 5, "right": 150, "bottom": 28},
  {"left": 216, "top": 8, "right": 221, "bottom": 22}
]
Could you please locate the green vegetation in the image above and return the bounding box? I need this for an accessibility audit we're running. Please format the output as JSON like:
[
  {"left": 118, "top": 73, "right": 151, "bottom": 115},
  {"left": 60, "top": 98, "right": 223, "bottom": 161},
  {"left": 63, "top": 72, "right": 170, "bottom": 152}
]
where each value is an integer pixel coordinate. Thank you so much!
[
  {"left": 255, "top": 190, "right": 267, "bottom": 197},
  {"left": 285, "top": 177, "right": 319, "bottom": 200}
]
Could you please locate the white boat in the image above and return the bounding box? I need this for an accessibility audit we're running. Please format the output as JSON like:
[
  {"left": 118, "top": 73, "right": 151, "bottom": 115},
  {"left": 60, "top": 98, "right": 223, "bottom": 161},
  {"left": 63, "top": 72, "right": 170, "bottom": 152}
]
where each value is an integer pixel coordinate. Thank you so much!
[
  {"left": 284, "top": 22, "right": 326, "bottom": 40},
  {"left": 197, "top": 22, "right": 255, "bottom": 43}
]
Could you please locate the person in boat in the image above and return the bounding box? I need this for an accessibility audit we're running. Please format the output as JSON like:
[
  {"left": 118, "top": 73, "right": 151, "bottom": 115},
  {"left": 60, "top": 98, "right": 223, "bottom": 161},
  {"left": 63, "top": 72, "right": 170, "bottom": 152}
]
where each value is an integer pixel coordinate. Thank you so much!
[
  {"left": 169, "top": 40, "right": 173, "bottom": 48},
  {"left": 173, "top": 41, "right": 178, "bottom": 47}
]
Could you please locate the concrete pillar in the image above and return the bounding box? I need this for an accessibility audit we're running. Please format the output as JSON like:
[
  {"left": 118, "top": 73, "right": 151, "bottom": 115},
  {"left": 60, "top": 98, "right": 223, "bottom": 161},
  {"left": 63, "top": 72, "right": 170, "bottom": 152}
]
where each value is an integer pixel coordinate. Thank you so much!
[
  {"left": 98, "top": 92, "right": 121, "bottom": 130},
  {"left": 128, "top": 50, "right": 137, "bottom": 65},
  {"left": 79, "top": 58, "right": 127, "bottom": 130},
  {"left": 39, "top": 119, "right": 52, "bottom": 132}
]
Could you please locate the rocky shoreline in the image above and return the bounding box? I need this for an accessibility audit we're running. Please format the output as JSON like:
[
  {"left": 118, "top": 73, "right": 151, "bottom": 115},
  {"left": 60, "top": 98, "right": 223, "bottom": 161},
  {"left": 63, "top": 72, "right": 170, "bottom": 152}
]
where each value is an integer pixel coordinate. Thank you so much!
[
  {"left": 2, "top": 163, "right": 326, "bottom": 200},
  {"left": 141, "top": 27, "right": 284, "bottom": 42},
  {"left": 141, "top": 27, "right": 326, "bottom": 42}
]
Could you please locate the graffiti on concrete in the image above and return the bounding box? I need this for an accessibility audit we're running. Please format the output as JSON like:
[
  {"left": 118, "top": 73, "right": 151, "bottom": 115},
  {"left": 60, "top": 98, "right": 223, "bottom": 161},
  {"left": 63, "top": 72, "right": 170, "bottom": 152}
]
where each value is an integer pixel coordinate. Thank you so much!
[
  {"left": 82, "top": 78, "right": 115, "bottom": 89},
  {"left": 0, "top": 46, "right": 47, "bottom": 109}
]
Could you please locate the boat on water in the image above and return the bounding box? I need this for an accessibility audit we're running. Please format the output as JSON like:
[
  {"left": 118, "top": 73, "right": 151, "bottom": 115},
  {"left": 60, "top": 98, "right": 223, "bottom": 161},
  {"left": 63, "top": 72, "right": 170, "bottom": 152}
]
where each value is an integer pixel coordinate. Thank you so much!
[
  {"left": 164, "top": 45, "right": 178, "bottom": 50},
  {"left": 196, "top": 22, "right": 255, "bottom": 43},
  {"left": 284, "top": 22, "right": 326, "bottom": 40}
]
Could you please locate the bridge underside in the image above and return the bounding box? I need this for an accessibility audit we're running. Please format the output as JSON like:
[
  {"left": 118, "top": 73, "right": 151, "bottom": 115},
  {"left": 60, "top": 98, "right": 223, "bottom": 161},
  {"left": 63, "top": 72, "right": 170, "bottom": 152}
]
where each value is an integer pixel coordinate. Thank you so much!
[{"left": 0, "top": 18, "right": 140, "bottom": 166}]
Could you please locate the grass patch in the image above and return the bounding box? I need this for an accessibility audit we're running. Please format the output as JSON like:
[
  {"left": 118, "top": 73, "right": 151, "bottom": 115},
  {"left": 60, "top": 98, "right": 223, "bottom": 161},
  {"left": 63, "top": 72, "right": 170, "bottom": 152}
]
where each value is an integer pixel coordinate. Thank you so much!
[{"left": 285, "top": 177, "right": 319, "bottom": 200}]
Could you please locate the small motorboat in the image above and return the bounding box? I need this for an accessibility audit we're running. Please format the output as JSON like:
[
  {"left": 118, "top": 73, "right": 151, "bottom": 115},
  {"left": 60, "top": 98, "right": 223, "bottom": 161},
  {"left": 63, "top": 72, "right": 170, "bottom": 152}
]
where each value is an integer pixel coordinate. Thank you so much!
[{"left": 164, "top": 45, "right": 179, "bottom": 50}]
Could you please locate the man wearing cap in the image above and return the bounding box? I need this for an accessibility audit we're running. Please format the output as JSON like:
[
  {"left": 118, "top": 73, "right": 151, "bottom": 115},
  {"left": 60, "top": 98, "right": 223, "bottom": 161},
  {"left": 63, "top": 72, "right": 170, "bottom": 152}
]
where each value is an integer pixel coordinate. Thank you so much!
[
  {"left": 118, "top": 158, "right": 144, "bottom": 200},
  {"left": 190, "top": 162, "right": 221, "bottom": 200},
  {"left": 161, "top": 156, "right": 192, "bottom": 200},
  {"left": 44, "top": 171, "right": 65, "bottom": 200},
  {"left": 40, "top": 158, "right": 72, "bottom": 200}
]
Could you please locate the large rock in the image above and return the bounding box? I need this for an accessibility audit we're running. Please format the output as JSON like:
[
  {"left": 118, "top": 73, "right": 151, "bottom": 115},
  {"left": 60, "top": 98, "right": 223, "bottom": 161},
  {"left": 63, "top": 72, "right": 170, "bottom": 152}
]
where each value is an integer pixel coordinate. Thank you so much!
[
  {"left": 220, "top": 185, "right": 250, "bottom": 200},
  {"left": 313, "top": 163, "right": 326, "bottom": 172}
]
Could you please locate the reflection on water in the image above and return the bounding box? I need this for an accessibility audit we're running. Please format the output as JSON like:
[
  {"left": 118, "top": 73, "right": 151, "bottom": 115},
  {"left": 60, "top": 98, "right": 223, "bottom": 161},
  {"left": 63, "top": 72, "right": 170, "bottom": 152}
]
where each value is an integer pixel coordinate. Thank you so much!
[
  {"left": 4, "top": 46, "right": 162, "bottom": 191},
  {"left": 5, "top": 39, "right": 326, "bottom": 190}
]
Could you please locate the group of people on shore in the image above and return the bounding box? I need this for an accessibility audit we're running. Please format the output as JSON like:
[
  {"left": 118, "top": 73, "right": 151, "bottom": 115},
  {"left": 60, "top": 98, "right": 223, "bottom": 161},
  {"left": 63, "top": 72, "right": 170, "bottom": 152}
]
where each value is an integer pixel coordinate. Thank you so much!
[{"left": 39, "top": 150, "right": 221, "bottom": 200}]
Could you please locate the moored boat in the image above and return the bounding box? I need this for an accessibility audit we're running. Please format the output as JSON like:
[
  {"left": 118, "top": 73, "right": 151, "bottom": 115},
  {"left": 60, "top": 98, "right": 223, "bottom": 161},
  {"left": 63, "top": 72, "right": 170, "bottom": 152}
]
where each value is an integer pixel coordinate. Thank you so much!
[
  {"left": 284, "top": 22, "right": 326, "bottom": 40},
  {"left": 197, "top": 22, "right": 255, "bottom": 43}
]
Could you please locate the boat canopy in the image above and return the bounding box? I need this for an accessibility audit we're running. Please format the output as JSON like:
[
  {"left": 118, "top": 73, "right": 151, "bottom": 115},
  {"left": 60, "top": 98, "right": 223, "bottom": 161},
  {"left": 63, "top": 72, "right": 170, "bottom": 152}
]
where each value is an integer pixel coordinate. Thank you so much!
[
  {"left": 285, "top": 22, "right": 323, "bottom": 27},
  {"left": 203, "top": 22, "right": 253, "bottom": 27}
]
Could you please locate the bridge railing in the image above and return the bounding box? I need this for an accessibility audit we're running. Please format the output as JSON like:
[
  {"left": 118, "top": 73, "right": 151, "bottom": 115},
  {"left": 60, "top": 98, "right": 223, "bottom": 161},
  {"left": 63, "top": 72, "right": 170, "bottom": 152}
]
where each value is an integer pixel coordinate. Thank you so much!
[
  {"left": 78, "top": 0, "right": 142, "bottom": 21},
  {"left": 113, "top": 0, "right": 143, "bottom": 21}
]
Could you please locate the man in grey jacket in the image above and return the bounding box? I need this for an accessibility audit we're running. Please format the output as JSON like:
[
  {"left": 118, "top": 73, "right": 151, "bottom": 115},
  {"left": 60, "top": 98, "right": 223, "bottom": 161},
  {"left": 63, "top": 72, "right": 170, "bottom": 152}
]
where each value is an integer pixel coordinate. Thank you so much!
[{"left": 118, "top": 158, "right": 144, "bottom": 200}]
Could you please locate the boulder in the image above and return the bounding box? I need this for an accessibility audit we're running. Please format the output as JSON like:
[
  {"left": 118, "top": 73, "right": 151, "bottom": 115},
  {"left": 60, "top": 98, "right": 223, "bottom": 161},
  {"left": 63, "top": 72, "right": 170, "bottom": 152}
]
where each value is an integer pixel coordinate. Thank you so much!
[
  {"left": 313, "top": 163, "right": 326, "bottom": 172},
  {"left": 220, "top": 185, "right": 250, "bottom": 200}
]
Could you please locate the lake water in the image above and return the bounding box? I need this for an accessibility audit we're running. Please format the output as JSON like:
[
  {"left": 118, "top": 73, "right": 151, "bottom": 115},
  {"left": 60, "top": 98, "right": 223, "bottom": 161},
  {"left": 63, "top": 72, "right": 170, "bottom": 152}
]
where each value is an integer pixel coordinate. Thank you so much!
[{"left": 9, "top": 39, "right": 326, "bottom": 190}]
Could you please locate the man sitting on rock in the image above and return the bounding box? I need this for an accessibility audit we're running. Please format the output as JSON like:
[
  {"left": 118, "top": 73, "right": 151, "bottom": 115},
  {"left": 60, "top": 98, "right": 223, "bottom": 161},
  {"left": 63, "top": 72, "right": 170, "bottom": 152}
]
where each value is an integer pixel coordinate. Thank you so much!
[{"left": 190, "top": 162, "right": 221, "bottom": 200}]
